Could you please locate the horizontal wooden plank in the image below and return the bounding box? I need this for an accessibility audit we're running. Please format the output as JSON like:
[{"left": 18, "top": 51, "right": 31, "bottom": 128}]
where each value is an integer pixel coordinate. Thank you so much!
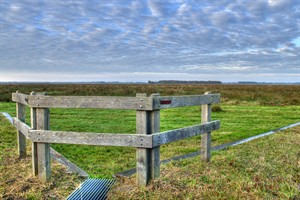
[
  {"left": 12, "top": 93, "right": 220, "bottom": 110},
  {"left": 27, "top": 95, "right": 154, "bottom": 110},
  {"left": 152, "top": 120, "right": 220, "bottom": 146},
  {"left": 28, "top": 130, "right": 153, "bottom": 148},
  {"left": 154, "top": 94, "right": 220, "bottom": 109},
  {"left": 13, "top": 117, "right": 31, "bottom": 138},
  {"left": 13, "top": 118, "right": 220, "bottom": 148},
  {"left": 12, "top": 93, "right": 29, "bottom": 106}
]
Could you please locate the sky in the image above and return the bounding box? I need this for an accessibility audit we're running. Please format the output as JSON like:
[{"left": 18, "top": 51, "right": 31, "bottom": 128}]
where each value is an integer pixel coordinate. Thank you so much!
[{"left": 0, "top": 0, "right": 299, "bottom": 83}]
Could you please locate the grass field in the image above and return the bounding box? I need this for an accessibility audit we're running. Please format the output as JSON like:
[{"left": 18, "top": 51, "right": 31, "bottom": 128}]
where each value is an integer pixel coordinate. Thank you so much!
[
  {"left": 0, "top": 83, "right": 299, "bottom": 198},
  {"left": 1, "top": 103, "right": 299, "bottom": 178},
  {"left": 109, "top": 126, "right": 300, "bottom": 199},
  {"left": 0, "top": 115, "right": 84, "bottom": 199}
]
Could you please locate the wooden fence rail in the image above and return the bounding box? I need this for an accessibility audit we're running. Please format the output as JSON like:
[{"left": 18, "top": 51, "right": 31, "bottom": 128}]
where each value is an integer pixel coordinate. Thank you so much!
[
  {"left": 12, "top": 91, "right": 220, "bottom": 186},
  {"left": 12, "top": 117, "right": 220, "bottom": 149}
]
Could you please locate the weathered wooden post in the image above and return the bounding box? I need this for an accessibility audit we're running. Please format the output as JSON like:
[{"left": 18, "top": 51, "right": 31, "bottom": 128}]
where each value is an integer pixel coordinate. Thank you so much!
[
  {"left": 30, "top": 91, "right": 38, "bottom": 176},
  {"left": 201, "top": 92, "right": 212, "bottom": 161},
  {"left": 136, "top": 93, "right": 160, "bottom": 186},
  {"left": 30, "top": 92, "right": 51, "bottom": 182},
  {"left": 16, "top": 91, "right": 26, "bottom": 158}
]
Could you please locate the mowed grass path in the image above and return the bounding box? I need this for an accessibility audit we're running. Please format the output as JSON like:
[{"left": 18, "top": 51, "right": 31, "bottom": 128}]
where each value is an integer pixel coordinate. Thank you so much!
[{"left": 1, "top": 102, "right": 299, "bottom": 178}]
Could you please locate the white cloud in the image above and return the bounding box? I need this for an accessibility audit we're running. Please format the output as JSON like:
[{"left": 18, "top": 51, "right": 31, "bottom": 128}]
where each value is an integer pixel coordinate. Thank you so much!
[
  {"left": 211, "top": 11, "right": 236, "bottom": 27},
  {"left": 268, "top": 0, "right": 292, "bottom": 8},
  {"left": 0, "top": 0, "right": 299, "bottom": 82},
  {"left": 147, "top": 0, "right": 162, "bottom": 16},
  {"left": 177, "top": 3, "right": 191, "bottom": 15},
  {"left": 10, "top": 3, "right": 21, "bottom": 12}
]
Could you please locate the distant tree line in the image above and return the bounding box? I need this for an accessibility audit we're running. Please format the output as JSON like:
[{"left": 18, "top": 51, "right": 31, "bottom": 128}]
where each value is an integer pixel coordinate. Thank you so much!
[
  {"left": 148, "top": 80, "right": 222, "bottom": 84},
  {"left": 238, "top": 81, "right": 258, "bottom": 84}
]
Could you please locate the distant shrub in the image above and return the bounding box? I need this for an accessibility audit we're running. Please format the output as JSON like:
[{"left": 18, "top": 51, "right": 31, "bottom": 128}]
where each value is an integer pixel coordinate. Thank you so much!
[{"left": 212, "top": 105, "right": 223, "bottom": 112}]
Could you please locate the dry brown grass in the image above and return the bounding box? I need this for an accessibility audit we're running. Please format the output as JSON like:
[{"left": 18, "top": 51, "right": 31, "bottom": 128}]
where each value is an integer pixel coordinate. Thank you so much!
[
  {"left": 1, "top": 83, "right": 299, "bottom": 106},
  {"left": 0, "top": 155, "right": 83, "bottom": 199},
  {"left": 1, "top": 152, "right": 86, "bottom": 200},
  {"left": 0, "top": 116, "right": 84, "bottom": 200}
]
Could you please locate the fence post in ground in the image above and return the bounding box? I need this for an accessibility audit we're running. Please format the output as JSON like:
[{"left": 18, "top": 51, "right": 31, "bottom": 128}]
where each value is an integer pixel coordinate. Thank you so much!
[
  {"left": 30, "top": 91, "right": 38, "bottom": 176},
  {"left": 30, "top": 92, "right": 51, "bottom": 182},
  {"left": 149, "top": 93, "right": 160, "bottom": 180},
  {"left": 16, "top": 91, "right": 26, "bottom": 158},
  {"left": 201, "top": 92, "right": 212, "bottom": 161},
  {"left": 136, "top": 93, "right": 160, "bottom": 187}
]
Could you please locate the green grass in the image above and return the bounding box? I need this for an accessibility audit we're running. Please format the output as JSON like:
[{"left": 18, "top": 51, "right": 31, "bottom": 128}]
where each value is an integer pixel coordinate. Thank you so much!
[
  {"left": 1, "top": 102, "right": 299, "bottom": 178},
  {"left": 1, "top": 84, "right": 300, "bottom": 198},
  {"left": 109, "top": 126, "right": 300, "bottom": 199}
]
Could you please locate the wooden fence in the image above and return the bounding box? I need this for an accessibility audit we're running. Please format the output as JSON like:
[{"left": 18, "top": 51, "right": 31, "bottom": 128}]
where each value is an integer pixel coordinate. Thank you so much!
[{"left": 12, "top": 91, "right": 220, "bottom": 186}]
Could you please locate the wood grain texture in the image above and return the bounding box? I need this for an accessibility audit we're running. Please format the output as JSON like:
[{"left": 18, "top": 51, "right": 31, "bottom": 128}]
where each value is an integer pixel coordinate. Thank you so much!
[
  {"left": 12, "top": 92, "right": 221, "bottom": 110},
  {"left": 136, "top": 94, "right": 150, "bottom": 187},
  {"left": 30, "top": 92, "right": 38, "bottom": 176},
  {"left": 148, "top": 94, "right": 161, "bottom": 180},
  {"left": 152, "top": 120, "right": 220, "bottom": 146},
  {"left": 16, "top": 102, "right": 26, "bottom": 158},
  {"left": 201, "top": 92, "right": 212, "bottom": 162},
  {"left": 155, "top": 94, "right": 220, "bottom": 109},
  {"left": 28, "top": 92, "right": 51, "bottom": 182},
  {"left": 27, "top": 95, "right": 154, "bottom": 110},
  {"left": 36, "top": 107, "right": 51, "bottom": 182},
  {"left": 30, "top": 108, "right": 38, "bottom": 176},
  {"left": 13, "top": 117, "right": 31, "bottom": 138},
  {"left": 11, "top": 91, "right": 221, "bottom": 187},
  {"left": 12, "top": 93, "right": 29, "bottom": 106},
  {"left": 136, "top": 93, "right": 161, "bottom": 187},
  {"left": 29, "top": 130, "right": 152, "bottom": 148}
]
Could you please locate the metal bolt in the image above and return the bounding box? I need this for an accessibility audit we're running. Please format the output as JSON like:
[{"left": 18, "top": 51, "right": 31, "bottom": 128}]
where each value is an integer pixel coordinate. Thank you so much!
[
  {"left": 140, "top": 99, "right": 144, "bottom": 101},
  {"left": 139, "top": 105, "right": 143, "bottom": 108},
  {"left": 36, "top": 104, "right": 39, "bottom": 106}
]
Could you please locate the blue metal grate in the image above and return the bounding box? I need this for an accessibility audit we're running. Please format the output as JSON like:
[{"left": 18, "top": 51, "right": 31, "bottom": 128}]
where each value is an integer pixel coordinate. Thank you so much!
[{"left": 67, "top": 178, "right": 116, "bottom": 200}]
